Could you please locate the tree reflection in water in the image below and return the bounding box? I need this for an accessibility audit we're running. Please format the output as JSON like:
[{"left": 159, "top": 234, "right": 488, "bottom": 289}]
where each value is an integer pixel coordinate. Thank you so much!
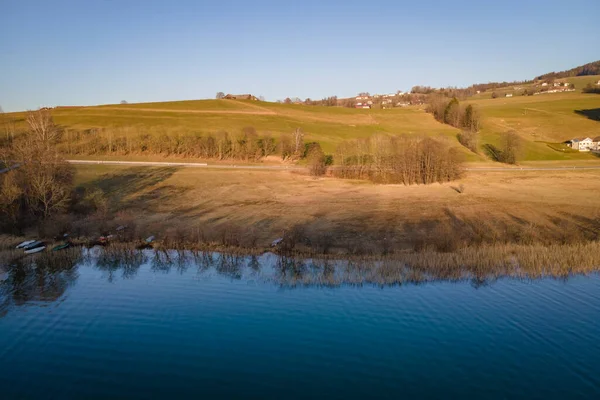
[
  {"left": 0, "top": 249, "right": 81, "bottom": 317},
  {"left": 2, "top": 244, "right": 596, "bottom": 317},
  {"left": 95, "top": 246, "right": 146, "bottom": 282}
]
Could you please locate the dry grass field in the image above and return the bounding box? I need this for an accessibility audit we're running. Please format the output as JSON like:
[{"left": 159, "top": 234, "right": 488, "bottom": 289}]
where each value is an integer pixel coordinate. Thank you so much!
[{"left": 72, "top": 165, "right": 600, "bottom": 253}]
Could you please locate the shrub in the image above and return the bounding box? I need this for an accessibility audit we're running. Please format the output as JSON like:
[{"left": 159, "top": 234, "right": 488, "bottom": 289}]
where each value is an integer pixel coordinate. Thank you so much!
[
  {"left": 306, "top": 143, "right": 327, "bottom": 176},
  {"left": 457, "top": 130, "right": 478, "bottom": 153}
]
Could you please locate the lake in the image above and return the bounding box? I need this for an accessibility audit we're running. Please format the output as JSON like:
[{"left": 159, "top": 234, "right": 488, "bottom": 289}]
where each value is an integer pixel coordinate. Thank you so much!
[{"left": 1, "top": 250, "right": 599, "bottom": 399}]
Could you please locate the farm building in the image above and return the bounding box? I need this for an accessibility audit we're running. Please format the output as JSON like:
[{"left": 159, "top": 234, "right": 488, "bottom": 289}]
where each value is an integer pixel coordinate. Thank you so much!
[
  {"left": 566, "top": 137, "right": 600, "bottom": 151},
  {"left": 224, "top": 94, "right": 259, "bottom": 100}
]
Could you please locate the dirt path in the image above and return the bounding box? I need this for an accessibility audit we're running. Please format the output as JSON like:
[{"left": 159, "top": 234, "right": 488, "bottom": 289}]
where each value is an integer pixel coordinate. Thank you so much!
[
  {"left": 92, "top": 106, "right": 277, "bottom": 115},
  {"left": 66, "top": 159, "right": 600, "bottom": 172}
]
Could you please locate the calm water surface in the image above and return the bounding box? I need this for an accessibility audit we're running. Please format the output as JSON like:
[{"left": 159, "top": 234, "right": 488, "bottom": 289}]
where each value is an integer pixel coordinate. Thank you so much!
[{"left": 1, "top": 251, "right": 599, "bottom": 399}]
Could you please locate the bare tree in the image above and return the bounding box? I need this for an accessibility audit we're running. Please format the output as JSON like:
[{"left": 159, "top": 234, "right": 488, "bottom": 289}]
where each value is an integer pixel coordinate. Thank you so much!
[
  {"left": 293, "top": 128, "right": 305, "bottom": 156},
  {"left": 216, "top": 92, "right": 225, "bottom": 99},
  {"left": 26, "top": 109, "right": 59, "bottom": 149}
]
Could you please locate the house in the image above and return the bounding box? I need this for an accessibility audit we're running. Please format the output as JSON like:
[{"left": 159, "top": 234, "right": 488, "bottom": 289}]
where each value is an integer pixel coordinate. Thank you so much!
[
  {"left": 224, "top": 94, "right": 258, "bottom": 100},
  {"left": 505, "top": 93, "right": 513, "bottom": 98},
  {"left": 593, "top": 137, "right": 600, "bottom": 151},
  {"left": 566, "top": 137, "right": 594, "bottom": 151}
]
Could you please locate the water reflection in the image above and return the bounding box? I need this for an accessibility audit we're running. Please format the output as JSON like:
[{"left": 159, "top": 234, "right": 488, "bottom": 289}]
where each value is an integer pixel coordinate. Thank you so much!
[
  {"left": 1, "top": 246, "right": 597, "bottom": 318},
  {"left": 0, "top": 249, "right": 81, "bottom": 317},
  {"left": 95, "top": 246, "right": 146, "bottom": 281}
]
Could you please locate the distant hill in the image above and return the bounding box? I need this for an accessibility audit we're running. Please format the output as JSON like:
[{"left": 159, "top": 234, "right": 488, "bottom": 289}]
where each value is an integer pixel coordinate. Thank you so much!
[
  {"left": 535, "top": 60, "right": 600, "bottom": 81},
  {"left": 459, "top": 60, "right": 600, "bottom": 95}
]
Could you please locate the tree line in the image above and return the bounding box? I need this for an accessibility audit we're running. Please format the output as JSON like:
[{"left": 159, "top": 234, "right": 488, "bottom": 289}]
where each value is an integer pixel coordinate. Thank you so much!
[
  {"left": 333, "top": 135, "right": 464, "bottom": 185},
  {"left": 46, "top": 124, "right": 313, "bottom": 162},
  {"left": 426, "top": 96, "right": 481, "bottom": 153},
  {"left": 536, "top": 60, "right": 600, "bottom": 81}
]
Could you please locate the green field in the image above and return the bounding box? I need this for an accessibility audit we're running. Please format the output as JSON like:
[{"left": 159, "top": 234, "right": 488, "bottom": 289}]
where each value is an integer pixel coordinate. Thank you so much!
[
  {"left": 466, "top": 81, "right": 600, "bottom": 160},
  {"left": 5, "top": 77, "right": 600, "bottom": 162},
  {"left": 45, "top": 99, "right": 472, "bottom": 157}
]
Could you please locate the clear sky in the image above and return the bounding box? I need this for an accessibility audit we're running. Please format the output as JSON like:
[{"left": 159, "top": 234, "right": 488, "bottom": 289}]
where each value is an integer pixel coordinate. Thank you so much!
[{"left": 1, "top": 0, "right": 598, "bottom": 111}]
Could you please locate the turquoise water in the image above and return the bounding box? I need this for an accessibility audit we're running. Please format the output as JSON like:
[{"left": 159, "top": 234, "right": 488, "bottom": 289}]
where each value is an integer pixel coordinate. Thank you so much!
[{"left": 1, "top": 251, "right": 600, "bottom": 399}]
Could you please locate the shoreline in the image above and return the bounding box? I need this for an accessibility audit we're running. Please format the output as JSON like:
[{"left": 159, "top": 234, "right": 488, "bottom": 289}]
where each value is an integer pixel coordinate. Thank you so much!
[{"left": 2, "top": 237, "right": 600, "bottom": 282}]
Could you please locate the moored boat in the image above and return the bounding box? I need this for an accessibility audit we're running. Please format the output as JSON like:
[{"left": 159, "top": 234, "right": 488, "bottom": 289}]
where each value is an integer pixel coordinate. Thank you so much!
[
  {"left": 52, "top": 243, "right": 70, "bottom": 252},
  {"left": 16, "top": 240, "right": 36, "bottom": 249},
  {"left": 24, "top": 246, "right": 46, "bottom": 255},
  {"left": 23, "top": 241, "right": 43, "bottom": 251}
]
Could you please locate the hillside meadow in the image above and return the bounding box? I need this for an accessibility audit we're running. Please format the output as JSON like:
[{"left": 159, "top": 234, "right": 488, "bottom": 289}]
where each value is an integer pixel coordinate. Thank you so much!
[
  {"left": 3, "top": 78, "right": 600, "bottom": 163},
  {"left": 467, "top": 90, "right": 600, "bottom": 160}
]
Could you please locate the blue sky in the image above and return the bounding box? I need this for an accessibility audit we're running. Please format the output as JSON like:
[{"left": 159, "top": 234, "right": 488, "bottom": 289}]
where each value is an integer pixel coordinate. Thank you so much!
[{"left": 1, "top": 0, "right": 598, "bottom": 111}]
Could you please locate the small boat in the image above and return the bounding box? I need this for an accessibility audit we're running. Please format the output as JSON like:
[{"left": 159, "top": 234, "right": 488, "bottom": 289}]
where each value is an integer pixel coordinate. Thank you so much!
[
  {"left": 52, "top": 243, "right": 70, "bottom": 252},
  {"left": 23, "top": 241, "right": 43, "bottom": 251},
  {"left": 25, "top": 246, "right": 46, "bottom": 255},
  {"left": 16, "top": 240, "right": 36, "bottom": 249}
]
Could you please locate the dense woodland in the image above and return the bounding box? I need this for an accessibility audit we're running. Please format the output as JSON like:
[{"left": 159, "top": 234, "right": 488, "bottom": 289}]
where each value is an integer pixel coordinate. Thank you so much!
[{"left": 536, "top": 60, "right": 600, "bottom": 81}]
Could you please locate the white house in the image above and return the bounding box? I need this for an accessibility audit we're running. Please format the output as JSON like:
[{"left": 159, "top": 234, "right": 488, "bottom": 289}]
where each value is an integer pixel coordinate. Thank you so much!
[
  {"left": 505, "top": 93, "right": 513, "bottom": 98},
  {"left": 567, "top": 137, "right": 594, "bottom": 151}
]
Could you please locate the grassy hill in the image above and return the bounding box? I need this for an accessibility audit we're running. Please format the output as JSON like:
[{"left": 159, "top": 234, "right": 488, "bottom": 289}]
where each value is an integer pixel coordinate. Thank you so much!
[
  {"left": 467, "top": 87, "right": 600, "bottom": 160},
  {"left": 4, "top": 76, "right": 600, "bottom": 162},
  {"left": 27, "top": 99, "right": 468, "bottom": 157}
]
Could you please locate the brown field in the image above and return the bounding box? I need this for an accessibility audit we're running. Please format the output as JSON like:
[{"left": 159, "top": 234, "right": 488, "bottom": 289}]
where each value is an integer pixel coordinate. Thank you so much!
[{"left": 71, "top": 165, "right": 600, "bottom": 253}]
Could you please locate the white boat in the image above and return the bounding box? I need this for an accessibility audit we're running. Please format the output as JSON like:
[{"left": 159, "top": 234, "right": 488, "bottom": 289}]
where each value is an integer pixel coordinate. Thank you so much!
[
  {"left": 271, "top": 238, "right": 284, "bottom": 247},
  {"left": 24, "top": 246, "right": 46, "bottom": 255},
  {"left": 23, "top": 241, "right": 43, "bottom": 250},
  {"left": 16, "top": 240, "right": 35, "bottom": 249}
]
